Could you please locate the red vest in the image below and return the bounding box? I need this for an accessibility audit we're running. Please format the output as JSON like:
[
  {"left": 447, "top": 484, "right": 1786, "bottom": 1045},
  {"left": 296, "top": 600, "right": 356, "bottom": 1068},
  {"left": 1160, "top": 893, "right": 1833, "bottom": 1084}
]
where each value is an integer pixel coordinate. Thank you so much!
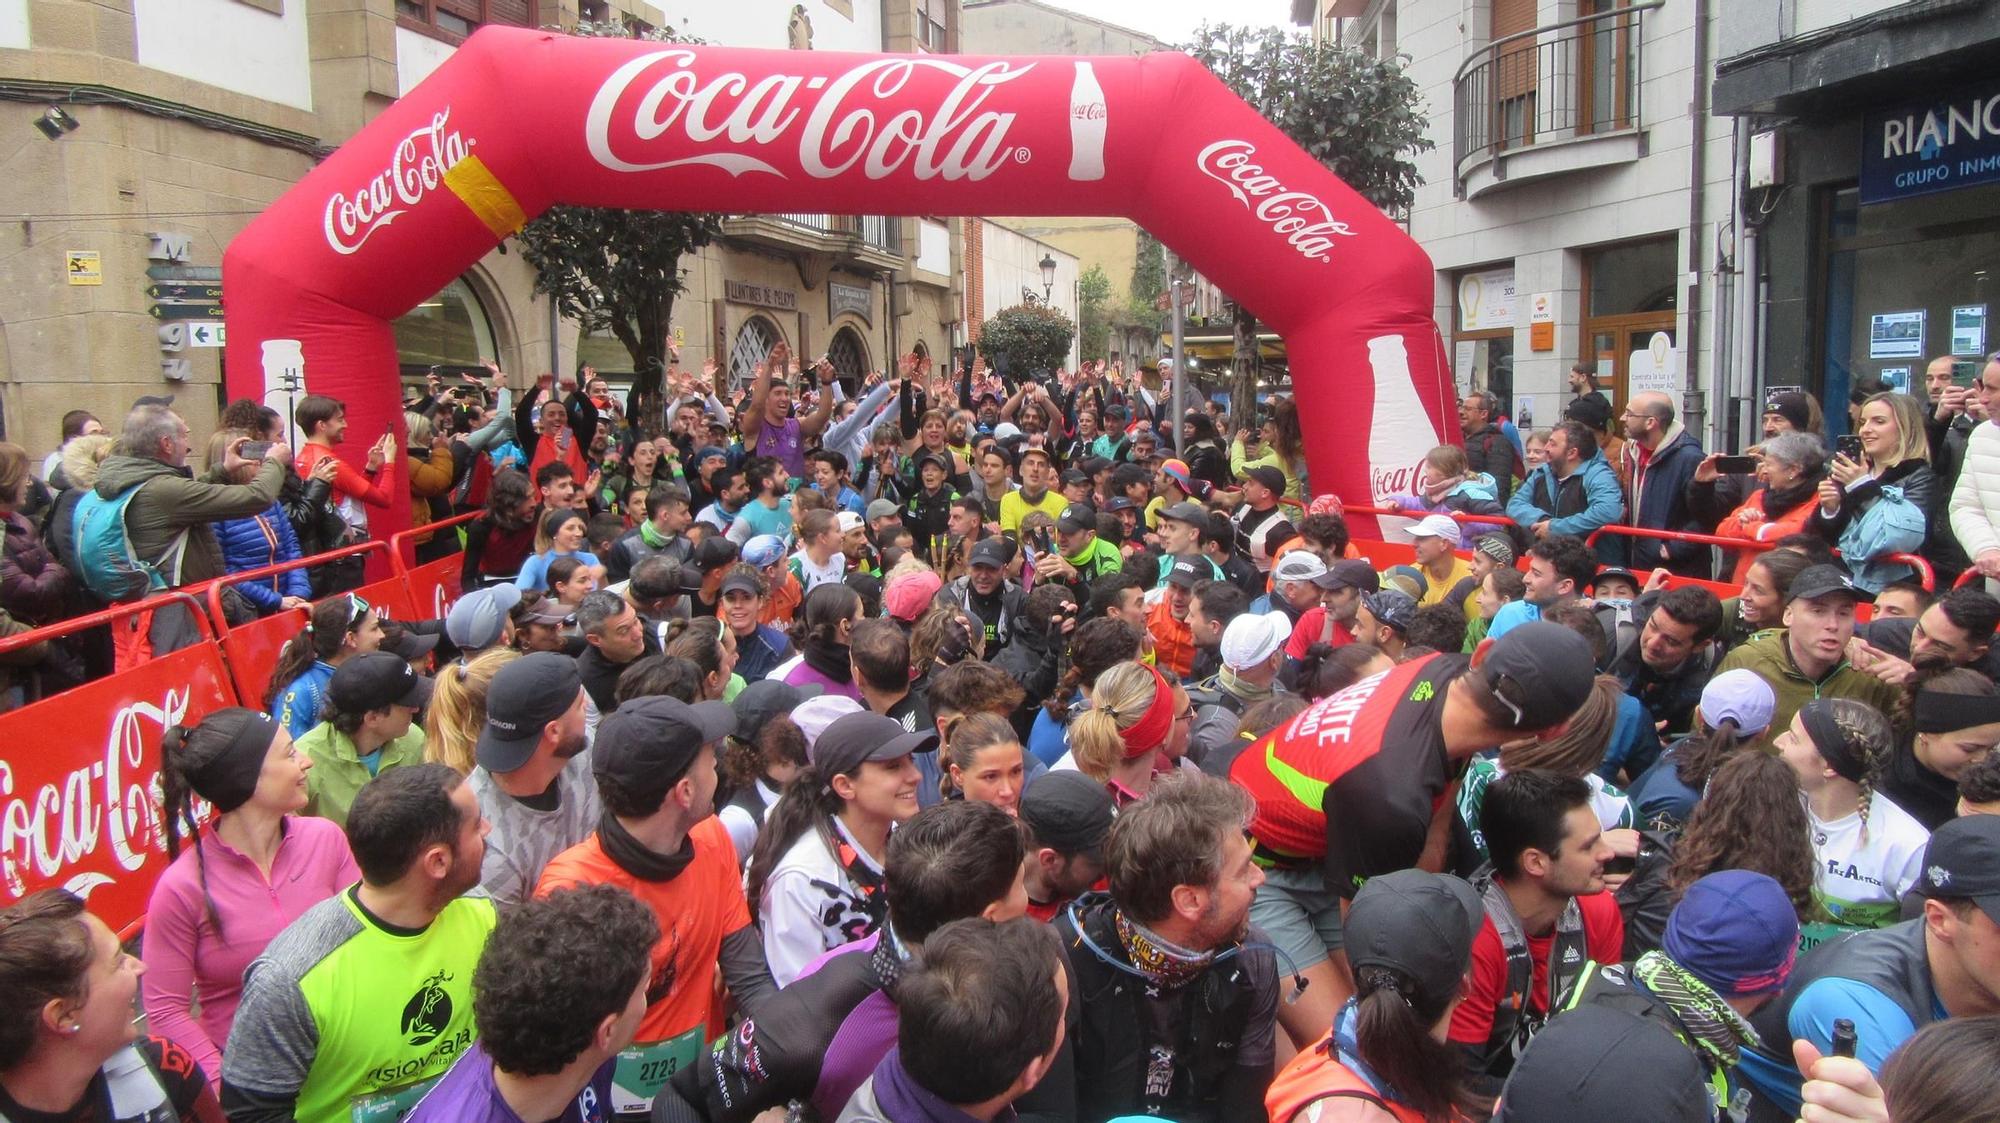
[{"left": 1265, "top": 1036, "right": 1436, "bottom": 1123}]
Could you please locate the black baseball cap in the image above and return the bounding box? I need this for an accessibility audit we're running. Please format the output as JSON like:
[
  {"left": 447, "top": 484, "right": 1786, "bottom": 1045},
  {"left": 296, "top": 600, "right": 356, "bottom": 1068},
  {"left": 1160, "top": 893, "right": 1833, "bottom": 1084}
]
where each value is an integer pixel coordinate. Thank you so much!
[
  {"left": 1915, "top": 814, "right": 2000, "bottom": 926},
  {"left": 718, "top": 570, "right": 763, "bottom": 598},
  {"left": 1018, "top": 771, "right": 1114, "bottom": 856},
  {"left": 1493, "top": 1005, "right": 1712, "bottom": 1123},
  {"left": 1590, "top": 566, "right": 1639, "bottom": 591},
  {"left": 969, "top": 538, "right": 1011, "bottom": 569},
  {"left": 1158, "top": 501, "right": 1208, "bottom": 527},
  {"left": 916, "top": 450, "right": 952, "bottom": 475},
  {"left": 1103, "top": 496, "right": 1138, "bottom": 513},
  {"left": 328, "top": 652, "right": 434, "bottom": 716},
  {"left": 1478, "top": 621, "right": 1597, "bottom": 731},
  {"left": 810, "top": 711, "right": 939, "bottom": 775},
  {"left": 1317, "top": 558, "right": 1381, "bottom": 593},
  {"left": 476, "top": 652, "right": 582, "bottom": 772},
  {"left": 1787, "top": 563, "right": 1875, "bottom": 604},
  {"left": 1344, "top": 870, "right": 1483, "bottom": 1013},
  {"left": 1164, "top": 555, "right": 1205, "bottom": 589},
  {"left": 731, "top": 680, "right": 823, "bottom": 746},
  {"left": 1060, "top": 468, "right": 1091, "bottom": 487},
  {"left": 1243, "top": 465, "right": 1287, "bottom": 494},
  {"left": 594, "top": 695, "right": 736, "bottom": 793},
  {"left": 1057, "top": 504, "right": 1098, "bottom": 534},
  {"left": 381, "top": 628, "right": 440, "bottom": 662}
]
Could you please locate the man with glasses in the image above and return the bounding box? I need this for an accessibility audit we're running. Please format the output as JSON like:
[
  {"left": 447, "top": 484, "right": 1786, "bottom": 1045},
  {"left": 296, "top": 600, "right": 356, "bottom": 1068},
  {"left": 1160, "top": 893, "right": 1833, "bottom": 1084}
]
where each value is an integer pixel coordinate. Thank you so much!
[{"left": 1616, "top": 390, "right": 1709, "bottom": 578}]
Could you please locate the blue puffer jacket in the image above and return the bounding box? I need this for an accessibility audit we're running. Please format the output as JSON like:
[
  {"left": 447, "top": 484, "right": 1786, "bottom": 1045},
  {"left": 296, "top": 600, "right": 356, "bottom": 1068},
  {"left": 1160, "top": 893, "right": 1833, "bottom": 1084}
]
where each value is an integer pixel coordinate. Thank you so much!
[{"left": 214, "top": 502, "right": 310, "bottom": 614}]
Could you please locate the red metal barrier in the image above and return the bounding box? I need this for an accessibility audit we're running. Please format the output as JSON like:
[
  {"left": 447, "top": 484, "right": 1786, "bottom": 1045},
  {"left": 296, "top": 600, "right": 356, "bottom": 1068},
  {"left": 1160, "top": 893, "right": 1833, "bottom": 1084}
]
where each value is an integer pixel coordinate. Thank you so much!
[
  {"left": 206, "top": 541, "right": 394, "bottom": 707},
  {"left": 0, "top": 594, "right": 235, "bottom": 934},
  {"left": 391, "top": 513, "right": 476, "bottom": 621},
  {"left": 1584, "top": 524, "right": 1774, "bottom": 553},
  {"left": 1881, "top": 553, "right": 1936, "bottom": 593},
  {"left": 1342, "top": 504, "right": 1518, "bottom": 530}
]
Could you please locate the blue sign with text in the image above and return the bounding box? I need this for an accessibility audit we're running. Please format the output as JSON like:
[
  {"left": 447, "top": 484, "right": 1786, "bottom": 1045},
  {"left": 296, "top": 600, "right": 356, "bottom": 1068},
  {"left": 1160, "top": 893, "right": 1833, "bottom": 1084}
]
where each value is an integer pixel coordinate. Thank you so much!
[{"left": 1859, "top": 83, "right": 2000, "bottom": 205}]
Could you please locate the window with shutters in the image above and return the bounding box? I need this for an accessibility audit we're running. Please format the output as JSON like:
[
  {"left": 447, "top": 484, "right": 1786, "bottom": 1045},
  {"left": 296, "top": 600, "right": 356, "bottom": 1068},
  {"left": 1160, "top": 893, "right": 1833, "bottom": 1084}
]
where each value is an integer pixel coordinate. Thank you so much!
[
  {"left": 1491, "top": 0, "right": 1537, "bottom": 149},
  {"left": 397, "top": 0, "right": 532, "bottom": 45}
]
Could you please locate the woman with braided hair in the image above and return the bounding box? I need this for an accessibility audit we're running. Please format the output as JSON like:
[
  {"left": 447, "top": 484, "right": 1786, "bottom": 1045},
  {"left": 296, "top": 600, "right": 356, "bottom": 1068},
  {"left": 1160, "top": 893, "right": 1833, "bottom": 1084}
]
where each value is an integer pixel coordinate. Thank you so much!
[
  {"left": 140, "top": 709, "right": 357, "bottom": 1089},
  {"left": 1775, "top": 698, "right": 1931, "bottom": 930}
]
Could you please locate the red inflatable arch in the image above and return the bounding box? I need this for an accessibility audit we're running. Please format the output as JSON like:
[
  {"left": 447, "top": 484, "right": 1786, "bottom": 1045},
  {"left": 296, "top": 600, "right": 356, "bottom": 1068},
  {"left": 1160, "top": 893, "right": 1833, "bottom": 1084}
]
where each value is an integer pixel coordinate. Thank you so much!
[{"left": 224, "top": 26, "right": 1452, "bottom": 539}]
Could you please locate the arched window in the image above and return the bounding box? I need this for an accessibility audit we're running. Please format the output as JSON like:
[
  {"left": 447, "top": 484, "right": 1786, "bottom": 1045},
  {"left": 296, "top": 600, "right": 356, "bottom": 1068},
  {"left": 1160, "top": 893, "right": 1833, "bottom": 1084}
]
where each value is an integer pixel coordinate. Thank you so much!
[
  {"left": 828, "top": 326, "right": 870, "bottom": 385},
  {"left": 393, "top": 277, "right": 497, "bottom": 377},
  {"left": 728, "top": 315, "right": 784, "bottom": 390}
]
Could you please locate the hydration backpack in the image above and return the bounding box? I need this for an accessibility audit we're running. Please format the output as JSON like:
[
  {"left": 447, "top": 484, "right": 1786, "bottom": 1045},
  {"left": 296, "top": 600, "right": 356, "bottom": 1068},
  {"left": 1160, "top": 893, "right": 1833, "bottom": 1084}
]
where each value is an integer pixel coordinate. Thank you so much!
[{"left": 72, "top": 483, "right": 189, "bottom": 602}]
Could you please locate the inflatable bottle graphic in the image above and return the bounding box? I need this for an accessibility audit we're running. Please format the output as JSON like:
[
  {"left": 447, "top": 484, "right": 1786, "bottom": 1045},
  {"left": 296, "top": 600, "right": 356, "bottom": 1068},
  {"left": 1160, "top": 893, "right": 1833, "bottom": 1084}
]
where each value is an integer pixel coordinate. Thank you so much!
[
  {"left": 1068, "top": 62, "right": 1107, "bottom": 182},
  {"left": 1365, "top": 334, "right": 1440, "bottom": 541}
]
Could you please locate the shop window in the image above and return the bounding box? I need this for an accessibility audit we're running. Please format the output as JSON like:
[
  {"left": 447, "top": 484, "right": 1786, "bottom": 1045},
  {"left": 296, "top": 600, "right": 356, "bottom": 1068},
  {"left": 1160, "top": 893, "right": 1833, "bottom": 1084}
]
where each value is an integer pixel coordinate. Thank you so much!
[
  {"left": 1821, "top": 182, "right": 2000, "bottom": 434},
  {"left": 1583, "top": 237, "right": 1678, "bottom": 407},
  {"left": 728, "top": 316, "right": 784, "bottom": 390},
  {"left": 393, "top": 277, "right": 497, "bottom": 378},
  {"left": 1454, "top": 264, "right": 1517, "bottom": 420},
  {"left": 1585, "top": 238, "right": 1677, "bottom": 317}
]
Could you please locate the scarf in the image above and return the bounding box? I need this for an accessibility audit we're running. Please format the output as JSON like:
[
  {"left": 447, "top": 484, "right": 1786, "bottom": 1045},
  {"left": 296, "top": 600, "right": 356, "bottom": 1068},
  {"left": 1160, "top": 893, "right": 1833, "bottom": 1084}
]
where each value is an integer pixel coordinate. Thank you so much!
[
  {"left": 1760, "top": 477, "right": 1818, "bottom": 517},
  {"left": 832, "top": 822, "right": 889, "bottom": 932},
  {"left": 1633, "top": 951, "right": 1763, "bottom": 1067},
  {"left": 638, "top": 520, "right": 672, "bottom": 549},
  {"left": 802, "top": 636, "right": 854, "bottom": 683},
  {"left": 596, "top": 811, "right": 695, "bottom": 882},
  {"left": 1113, "top": 907, "right": 1216, "bottom": 992},
  {"left": 871, "top": 923, "right": 912, "bottom": 995},
  {"left": 1218, "top": 665, "right": 1276, "bottom": 708}
]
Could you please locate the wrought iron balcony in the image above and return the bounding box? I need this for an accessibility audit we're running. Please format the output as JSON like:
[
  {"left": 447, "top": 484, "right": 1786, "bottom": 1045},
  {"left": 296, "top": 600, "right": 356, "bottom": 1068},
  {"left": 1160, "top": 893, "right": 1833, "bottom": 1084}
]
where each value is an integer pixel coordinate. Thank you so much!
[
  {"left": 1453, "top": 0, "right": 1662, "bottom": 190},
  {"left": 723, "top": 212, "right": 901, "bottom": 267}
]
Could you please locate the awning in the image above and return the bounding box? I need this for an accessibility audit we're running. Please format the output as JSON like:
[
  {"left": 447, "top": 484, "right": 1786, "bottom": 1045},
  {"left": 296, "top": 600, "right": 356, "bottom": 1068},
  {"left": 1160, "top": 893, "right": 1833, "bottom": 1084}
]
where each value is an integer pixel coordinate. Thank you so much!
[{"left": 1162, "top": 331, "right": 1286, "bottom": 362}]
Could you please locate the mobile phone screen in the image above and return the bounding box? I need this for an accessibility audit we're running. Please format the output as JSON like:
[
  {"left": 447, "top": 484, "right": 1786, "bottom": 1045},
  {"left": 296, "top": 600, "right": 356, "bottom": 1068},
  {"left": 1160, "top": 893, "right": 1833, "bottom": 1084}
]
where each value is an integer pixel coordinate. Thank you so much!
[{"left": 1713, "top": 455, "right": 1758, "bottom": 474}]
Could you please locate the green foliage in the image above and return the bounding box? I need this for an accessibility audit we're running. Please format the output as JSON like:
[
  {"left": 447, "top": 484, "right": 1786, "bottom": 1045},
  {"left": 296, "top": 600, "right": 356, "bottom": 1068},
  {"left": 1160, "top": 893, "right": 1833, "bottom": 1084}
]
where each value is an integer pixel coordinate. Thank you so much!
[
  {"left": 978, "top": 304, "right": 1076, "bottom": 379},
  {"left": 512, "top": 21, "right": 722, "bottom": 435},
  {"left": 1076, "top": 265, "right": 1113, "bottom": 363},
  {"left": 1127, "top": 232, "right": 1166, "bottom": 326},
  {"left": 1181, "top": 23, "right": 1433, "bottom": 418}
]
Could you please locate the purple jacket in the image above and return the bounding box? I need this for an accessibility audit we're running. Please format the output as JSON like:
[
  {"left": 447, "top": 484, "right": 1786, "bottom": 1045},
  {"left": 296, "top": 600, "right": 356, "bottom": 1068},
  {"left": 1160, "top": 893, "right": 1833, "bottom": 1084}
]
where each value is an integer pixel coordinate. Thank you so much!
[
  {"left": 837, "top": 1047, "right": 1015, "bottom": 1123},
  {"left": 781, "top": 659, "right": 863, "bottom": 702}
]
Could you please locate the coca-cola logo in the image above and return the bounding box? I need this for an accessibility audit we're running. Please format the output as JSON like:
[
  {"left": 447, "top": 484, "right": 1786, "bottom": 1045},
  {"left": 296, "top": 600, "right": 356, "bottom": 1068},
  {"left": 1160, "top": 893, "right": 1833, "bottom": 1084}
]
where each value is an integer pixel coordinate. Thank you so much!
[
  {"left": 1072, "top": 101, "right": 1106, "bottom": 121},
  {"left": 1370, "top": 460, "right": 1434, "bottom": 505},
  {"left": 1195, "top": 140, "right": 1358, "bottom": 264},
  {"left": 585, "top": 49, "right": 1034, "bottom": 182},
  {"left": 323, "top": 109, "right": 474, "bottom": 256},
  {"left": 2, "top": 689, "right": 186, "bottom": 903}
]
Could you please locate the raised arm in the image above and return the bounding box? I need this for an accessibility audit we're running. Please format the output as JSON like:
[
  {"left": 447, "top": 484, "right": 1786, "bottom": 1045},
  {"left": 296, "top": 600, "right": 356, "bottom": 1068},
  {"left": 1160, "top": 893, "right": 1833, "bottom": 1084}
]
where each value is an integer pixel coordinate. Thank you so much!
[{"left": 798, "top": 357, "right": 838, "bottom": 439}]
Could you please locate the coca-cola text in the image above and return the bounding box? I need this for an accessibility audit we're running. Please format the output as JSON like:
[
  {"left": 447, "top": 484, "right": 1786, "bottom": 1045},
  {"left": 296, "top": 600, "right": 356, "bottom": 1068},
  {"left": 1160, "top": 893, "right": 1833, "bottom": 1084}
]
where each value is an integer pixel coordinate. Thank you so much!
[
  {"left": 323, "top": 110, "right": 474, "bottom": 256},
  {"left": 1196, "top": 139, "right": 1357, "bottom": 263},
  {"left": 586, "top": 49, "right": 1034, "bottom": 182}
]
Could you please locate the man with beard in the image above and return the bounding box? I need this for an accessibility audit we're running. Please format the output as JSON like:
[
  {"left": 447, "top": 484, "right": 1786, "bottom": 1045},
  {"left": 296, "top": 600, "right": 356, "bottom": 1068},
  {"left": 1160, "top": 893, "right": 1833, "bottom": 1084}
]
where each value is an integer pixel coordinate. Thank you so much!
[
  {"left": 467, "top": 653, "right": 598, "bottom": 908},
  {"left": 947, "top": 537, "right": 1026, "bottom": 652},
  {"left": 535, "top": 696, "right": 776, "bottom": 1116},
  {"left": 1053, "top": 772, "right": 1278, "bottom": 1122},
  {"left": 221, "top": 764, "right": 496, "bottom": 1122},
  {"left": 1852, "top": 586, "right": 2000, "bottom": 683}
]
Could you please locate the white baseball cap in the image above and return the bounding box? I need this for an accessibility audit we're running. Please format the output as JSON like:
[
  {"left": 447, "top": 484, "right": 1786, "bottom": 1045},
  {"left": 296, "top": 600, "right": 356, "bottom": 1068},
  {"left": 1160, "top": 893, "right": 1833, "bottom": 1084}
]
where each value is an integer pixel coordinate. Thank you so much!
[
  {"left": 1409, "top": 514, "right": 1460, "bottom": 541},
  {"left": 1221, "top": 613, "right": 1291, "bottom": 670},
  {"left": 792, "top": 695, "right": 864, "bottom": 752},
  {"left": 1272, "top": 550, "right": 1329, "bottom": 584}
]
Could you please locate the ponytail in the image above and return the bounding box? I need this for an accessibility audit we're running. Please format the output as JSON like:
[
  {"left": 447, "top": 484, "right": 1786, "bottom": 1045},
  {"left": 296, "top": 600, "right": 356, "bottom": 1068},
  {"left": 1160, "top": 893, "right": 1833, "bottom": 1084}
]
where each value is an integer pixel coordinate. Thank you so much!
[
  {"left": 263, "top": 597, "right": 364, "bottom": 710},
  {"left": 1350, "top": 965, "right": 1491, "bottom": 1123},
  {"left": 1674, "top": 716, "right": 1745, "bottom": 789},
  {"left": 744, "top": 765, "right": 849, "bottom": 913},
  {"left": 939, "top": 712, "right": 1018, "bottom": 800},
  {"left": 1067, "top": 707, "right": 1125, "bottom": 783}
]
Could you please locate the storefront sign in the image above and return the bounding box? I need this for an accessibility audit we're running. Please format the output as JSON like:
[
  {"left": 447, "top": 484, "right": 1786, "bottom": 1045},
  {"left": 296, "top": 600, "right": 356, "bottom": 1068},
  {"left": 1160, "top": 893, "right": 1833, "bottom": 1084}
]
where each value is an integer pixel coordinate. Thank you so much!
[
  {"left": 1628, "top": 332, "right": 1678, "bottom": 396},
  {"left": 1452, "top": 340, "right": 1476, "bottom": 394},
  {"left": 1860, "top": 82, "right": 2000, "bottom": 204},
  {"left": 1869, "top": 310, "right": 1926, "bottom": 359},
  {"left": 724, "top": 281, "right": 797, "bottom": 312},
  {"left": 1457, "top": 267, "right": 1516, "bottom": 332},
  {"left": 1528, "top": 291, "right": 1554, "bottom": 351},
  {"left": 829, "top": 281, "right": 872, "bottom": 325}
]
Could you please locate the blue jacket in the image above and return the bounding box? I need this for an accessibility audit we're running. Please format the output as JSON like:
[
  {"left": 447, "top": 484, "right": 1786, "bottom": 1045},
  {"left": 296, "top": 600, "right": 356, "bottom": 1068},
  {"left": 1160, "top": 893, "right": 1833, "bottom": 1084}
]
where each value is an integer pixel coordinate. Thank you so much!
[
  {"left": 1619, "top": 425, "right": 1710, "bottom": 576},
  {"left": 213, "top": 503, "right": 310, "bottom": 614},
  {"left": 735, "top": 623, "right": 793, "bottom": 683},
  {"left": 1507, "top": 453, "right": 1625, "bottom": 562},
  {"left": 273, "top": 660, "right": 335, "bottom": 741}
]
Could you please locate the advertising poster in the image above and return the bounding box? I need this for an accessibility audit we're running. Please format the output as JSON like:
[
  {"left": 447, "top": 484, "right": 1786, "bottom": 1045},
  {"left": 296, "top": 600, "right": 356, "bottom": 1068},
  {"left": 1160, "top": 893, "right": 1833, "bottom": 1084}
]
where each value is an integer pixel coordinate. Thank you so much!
[
  {"left": 1953, "top": 305, "right": 1987, "bottom": 357},
  {"left": 1870, "top": 310, "right": 1926, "bottom": 359},
  {"left": 1880, "top": 366, "right": 1912, "bottom": 394}
]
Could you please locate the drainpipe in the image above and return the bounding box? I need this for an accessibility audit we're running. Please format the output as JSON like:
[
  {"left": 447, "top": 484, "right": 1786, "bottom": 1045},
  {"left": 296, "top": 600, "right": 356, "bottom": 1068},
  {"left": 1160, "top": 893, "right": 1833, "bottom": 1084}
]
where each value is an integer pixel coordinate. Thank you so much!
[
  {"left": 1682, "top": 0, "right": 1709, "bottom": 434},
  {"left": 547, "top": 293, "right": 561, "bottom": 383}
]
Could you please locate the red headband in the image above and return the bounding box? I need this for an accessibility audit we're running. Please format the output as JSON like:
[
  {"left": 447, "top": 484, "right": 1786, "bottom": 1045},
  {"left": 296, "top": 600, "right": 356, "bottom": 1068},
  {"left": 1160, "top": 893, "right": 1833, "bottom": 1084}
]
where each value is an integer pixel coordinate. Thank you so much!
[{"left": 1118, "top": 665, "right": 1176, "bottom": 759}]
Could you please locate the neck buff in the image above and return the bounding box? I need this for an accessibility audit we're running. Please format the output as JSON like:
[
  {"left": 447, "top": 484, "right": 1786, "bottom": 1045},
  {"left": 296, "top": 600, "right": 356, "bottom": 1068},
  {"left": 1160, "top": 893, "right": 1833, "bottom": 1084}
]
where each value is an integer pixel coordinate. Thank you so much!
[
  {"left": 1800, "top": 701, "right": 1867, "bottom": 783},
  {"left": 1117, "top": 665, "right": 1176, "bottom": 759},
  {"left": 596, "top": 810, "right": 695, "bottom": 882},
  {"left": 187, "top": 711, "right": 282, "bottom": 813},
  {"left": 802, "top": 636, "right": 854, "bottom": 683},
  {"left": 1219, "top": 665, "right": 1276, "bottom": 707},
  {"left": 1915, "top": 689, "right": 2000, "bottom": 734},
  {"left": 639, "top": 521, "right": 672, "bottom": 548},
  {"left": 1114, "top": 907, "right": 1217, "bottom": 992},
  {"left": 1633, "top": 950, "right": 1764, "bottom": 1066}
]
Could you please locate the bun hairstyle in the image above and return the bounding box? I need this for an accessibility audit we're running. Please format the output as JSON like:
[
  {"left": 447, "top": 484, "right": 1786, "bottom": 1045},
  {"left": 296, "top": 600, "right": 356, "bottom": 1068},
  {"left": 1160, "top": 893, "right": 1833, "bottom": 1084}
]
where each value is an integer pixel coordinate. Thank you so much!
[
  {"left": 160, "top": 708, "right": 283, "bottom": 937},
  {"left": 1045, "top": 617, "right": 1143, "bottom": 721},
  {"left": 1351, "top": 963, "right": 1491, "bottom": 1122},
  {"left": 1068, "top": 661, "right": 1167, "bottom": 782},
  {"left": 424, "top": 647, "right": 520, "bottom": 774}
]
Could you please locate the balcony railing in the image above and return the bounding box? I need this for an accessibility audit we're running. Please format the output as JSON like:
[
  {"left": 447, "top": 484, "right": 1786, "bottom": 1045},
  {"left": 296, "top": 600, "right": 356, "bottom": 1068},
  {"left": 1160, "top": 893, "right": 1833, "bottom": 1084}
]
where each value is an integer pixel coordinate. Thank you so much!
[
  {"left": 1453, "top": 0, "right": 1662, "bottom": 176},
  {"left": 757, "top": 213, "right": 901, "bottom": 254}
]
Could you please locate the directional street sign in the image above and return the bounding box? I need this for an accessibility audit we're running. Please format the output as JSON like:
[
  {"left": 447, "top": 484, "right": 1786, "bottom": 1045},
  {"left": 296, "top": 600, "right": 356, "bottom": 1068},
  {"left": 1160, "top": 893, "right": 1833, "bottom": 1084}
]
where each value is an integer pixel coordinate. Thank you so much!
[
  {"left": 186, "top": 322, "right": 226, "bottom": 348},
  {"left": 145, "top": 264, "right": 222, "bottom": 282},
  {"left": 150, "top": 303, "right": 224, "bottom": 321},
  {"left": 147, "top": 282, "right": 223, "bottom": 302}
]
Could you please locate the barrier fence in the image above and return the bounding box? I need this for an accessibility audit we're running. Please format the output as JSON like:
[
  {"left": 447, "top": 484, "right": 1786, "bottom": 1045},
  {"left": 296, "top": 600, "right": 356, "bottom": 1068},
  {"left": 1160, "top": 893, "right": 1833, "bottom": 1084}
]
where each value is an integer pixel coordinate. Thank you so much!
[{"left": 1, "top": 521, "right": 467, "bottom": 936}]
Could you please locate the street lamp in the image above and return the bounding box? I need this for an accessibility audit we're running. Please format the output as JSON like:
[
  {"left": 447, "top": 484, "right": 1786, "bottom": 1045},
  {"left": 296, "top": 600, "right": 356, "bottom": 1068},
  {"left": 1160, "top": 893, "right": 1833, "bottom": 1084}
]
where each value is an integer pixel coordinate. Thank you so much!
[{"left": 1039, "top": 252, "right": 1057, "bottom": 303}]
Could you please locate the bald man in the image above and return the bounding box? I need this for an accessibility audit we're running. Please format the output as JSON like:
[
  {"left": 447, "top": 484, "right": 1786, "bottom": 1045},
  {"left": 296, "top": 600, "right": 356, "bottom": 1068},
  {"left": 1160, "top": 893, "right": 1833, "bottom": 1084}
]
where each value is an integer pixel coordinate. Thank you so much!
[{"left": 1618, "top": 390, "right": 1710, "bottom": 578}]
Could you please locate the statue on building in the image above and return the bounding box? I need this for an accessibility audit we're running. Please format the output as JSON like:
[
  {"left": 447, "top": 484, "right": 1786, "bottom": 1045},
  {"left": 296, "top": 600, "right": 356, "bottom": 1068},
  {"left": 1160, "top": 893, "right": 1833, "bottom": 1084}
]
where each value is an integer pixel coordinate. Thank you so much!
[{"left": 788, "top": 5, "right": 814, "bottom": 50}]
